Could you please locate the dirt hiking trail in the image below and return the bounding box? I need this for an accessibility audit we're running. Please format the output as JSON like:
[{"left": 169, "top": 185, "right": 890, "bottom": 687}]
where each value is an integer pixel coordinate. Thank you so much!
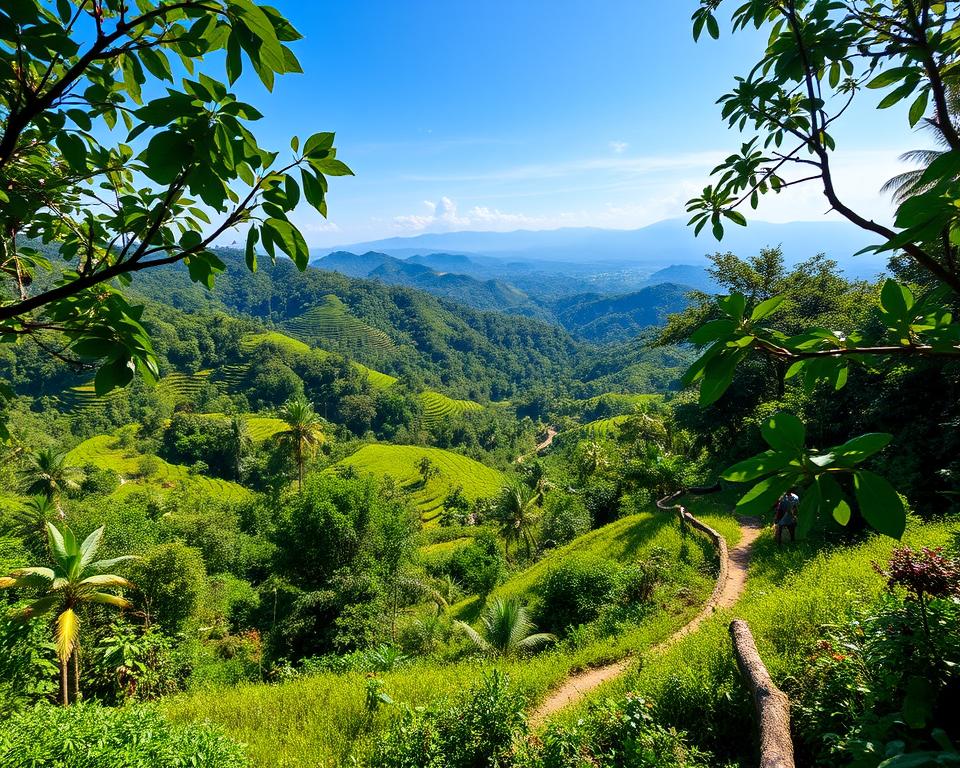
[{"left": 528, "top": 514, "right": 764, "bottom": 726}]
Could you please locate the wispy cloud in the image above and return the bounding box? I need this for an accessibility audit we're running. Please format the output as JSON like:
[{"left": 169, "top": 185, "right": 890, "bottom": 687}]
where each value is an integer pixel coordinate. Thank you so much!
[{"left": 609, "top": 140, "right": 629, "bottom": 154}]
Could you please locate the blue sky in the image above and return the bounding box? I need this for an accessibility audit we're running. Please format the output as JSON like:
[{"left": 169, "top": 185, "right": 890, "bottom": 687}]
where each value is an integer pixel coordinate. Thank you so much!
[{"left": 230, "top": 1, "right": 921, "bottom": 247}]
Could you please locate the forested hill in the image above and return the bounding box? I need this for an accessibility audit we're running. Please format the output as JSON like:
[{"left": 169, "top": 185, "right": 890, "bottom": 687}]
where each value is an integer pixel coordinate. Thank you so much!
[{"left": 131, "top": 249, "right": 582, "bottom": 401}]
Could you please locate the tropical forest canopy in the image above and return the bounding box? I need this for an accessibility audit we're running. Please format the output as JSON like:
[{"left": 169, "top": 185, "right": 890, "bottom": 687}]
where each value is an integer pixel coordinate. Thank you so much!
[{"left": 0, "top": 2, "right": 958, "bottom": 768}]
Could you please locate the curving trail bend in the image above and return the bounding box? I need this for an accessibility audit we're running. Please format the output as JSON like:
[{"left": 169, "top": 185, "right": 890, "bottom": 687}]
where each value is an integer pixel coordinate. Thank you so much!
[{"left": 528, "top": 513, "right": 763, "bottom": 726}]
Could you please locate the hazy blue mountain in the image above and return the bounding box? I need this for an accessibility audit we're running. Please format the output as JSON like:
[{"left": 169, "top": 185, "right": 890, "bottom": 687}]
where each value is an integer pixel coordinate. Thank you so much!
[
  {"left": 315, "top": 251, "right": 395, "bottom": 277},
  {"left": 319, "top": 217, "right": 886, "bottom": 278},
  {"left": 550, "top": 284, "right": 691, "bottom": 343},
  {"left": 643, "top": 265, "right": 718, "bottom": 292}
]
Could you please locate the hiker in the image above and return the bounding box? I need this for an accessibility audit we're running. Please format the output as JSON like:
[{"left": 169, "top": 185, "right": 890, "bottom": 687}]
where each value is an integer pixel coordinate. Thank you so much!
[{"left": 773, "top": 490, "right": 799, "bottom": 546}]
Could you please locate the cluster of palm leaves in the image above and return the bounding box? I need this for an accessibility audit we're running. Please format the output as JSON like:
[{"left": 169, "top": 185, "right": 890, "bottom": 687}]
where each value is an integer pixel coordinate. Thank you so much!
[
  {"left": 275, "top": 396, "right": 325, "bottom": 490},
  {"left": 454, "top": 598, "right": 556, "bottom": 658},
  {"left": 0, "top": 523, "right": 136, "bottom": 705}
]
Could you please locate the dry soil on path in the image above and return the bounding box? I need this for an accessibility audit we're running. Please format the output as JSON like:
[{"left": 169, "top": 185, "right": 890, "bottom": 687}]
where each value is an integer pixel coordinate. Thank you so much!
[{"left": 528, "top": 515, "right": 764, "bottom": 726}]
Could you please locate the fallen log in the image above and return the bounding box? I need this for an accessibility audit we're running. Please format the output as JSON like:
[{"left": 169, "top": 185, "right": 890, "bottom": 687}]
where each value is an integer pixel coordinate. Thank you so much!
[{"left": 729, "top": 619, "right": 795, "bottom": 768}]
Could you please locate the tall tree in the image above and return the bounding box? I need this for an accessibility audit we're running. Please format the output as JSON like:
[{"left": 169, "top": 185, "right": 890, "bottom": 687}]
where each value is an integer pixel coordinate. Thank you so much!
[
  {"left": 0, "top": 523, "right": 136, "bottom": 705},
  {"left": 494, "top": 484, "right": 540, "bottom": 561},
  {"left": 276, "top": 397, "right": 324, "bottom": 491},
  {"left": 0, "top": 1, "right": 351, "bottom": 438}
]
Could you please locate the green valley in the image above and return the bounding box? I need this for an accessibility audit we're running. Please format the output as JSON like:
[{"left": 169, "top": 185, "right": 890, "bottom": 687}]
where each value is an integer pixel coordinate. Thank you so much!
[{"left": 1, "top": 3, "right": 959, "bottom": 768}]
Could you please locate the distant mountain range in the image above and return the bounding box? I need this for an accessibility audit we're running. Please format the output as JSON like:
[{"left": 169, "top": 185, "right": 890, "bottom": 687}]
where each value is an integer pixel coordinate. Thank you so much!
[{"left": 319, "top": 218, "right": 887, "bottom": 279}]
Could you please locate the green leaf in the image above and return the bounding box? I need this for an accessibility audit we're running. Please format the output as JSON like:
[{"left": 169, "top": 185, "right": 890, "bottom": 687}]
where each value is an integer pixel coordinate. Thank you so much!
[
  {"left": 866, "top": 66, "right": 917, "bottom": 89},
  {"left": 830, "top": 433, "right": 892, "bottom": 465},
  {"left": 853, "top": 470, "right": 906, "bottom": 540},
  {"left": 264, "top": 218, "right": 310, "bottom": 269},
  {"left": 796, "top": 482, "right": 819, "bottom": 537},
  {"left": 304, "top": 132, "right": 335, "bottom": 156},
  {"left": 718, "top": 293, "right": 746, "bottom": 321},
  {"left": 722, "top": 450, "right": 793, "bottom": 483},
  {"left": 816, "top": 473, "right": 851, "bottom": 526},
  {"left": 94, "top": 357, "right": 134, "bottom": 396},
  {"left": 698, "top": 350, "right": 741, "bottom": 406},
  {"left": 908, "top": 89, "right": 929, "bottom": 128},
  {"left": 706, "top": 14, "right": 719, "bottom": 39},
  {"left": 750, "top": 295, "right": 785, "bottom": 321},
  {"left": 310, "top": 157, "right": 354, "bottom": 177},
  {"left": 689, "top": 319, "right": 735, "bottom": 346},
  {"left": 735, "top": 474, "right": 796, "bottom": 517},
  {"left": 245, "top": 227, "right": 259, "bottom": 272},
  {"left": 55, "top": 132, "right": 87, "bottom": 172},
  {"left": 880, "top": 278, "right": 913, "bottom": 317},
  {"left": 761, "top": 412, "right": 806, "bottom": 453}
]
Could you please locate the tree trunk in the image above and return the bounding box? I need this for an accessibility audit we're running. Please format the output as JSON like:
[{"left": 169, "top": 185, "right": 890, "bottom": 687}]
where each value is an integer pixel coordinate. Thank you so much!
[
  {"left": 729, "top": 619, "right": 795, "bottom": 768},
  {"left": 72, "top": 647, "right": 80, "bottom": 703},
  {"left": 60, "top": 655, "right": 69, "bottom": 706},
  {"left": 297, "top": 441, "right": 304, "bottom": 491}
]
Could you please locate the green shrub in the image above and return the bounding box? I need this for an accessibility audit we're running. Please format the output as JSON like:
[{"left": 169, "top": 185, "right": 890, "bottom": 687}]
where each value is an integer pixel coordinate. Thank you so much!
[
  {"left": 536, "top": 555, "right": 620, "bottom": 634},
  {"left": 539, "top": 494, "right": 591, "bottom": 548},
  {"left": 446, "top": 530, "right": 506, "bottom": 596},
  {"left": 0, "top": 704, "right": 247, "bottom": 767},
  {"left": 529, "top": 694, "right": 713, "bottom": 768},
  {"left": 131, "top": 542, "right": 208, "bottom": 633},
  {"left": 373, "top": 670, "right": 525, "bottom": 768}
]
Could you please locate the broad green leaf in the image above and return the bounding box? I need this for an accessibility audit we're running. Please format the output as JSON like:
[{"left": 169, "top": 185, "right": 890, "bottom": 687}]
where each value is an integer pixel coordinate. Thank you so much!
[
  {"left": 880, "top": 278, "right": 913, "bottom": 317},
  {"left": 245, "top": 226, "right": 259, "bottom": 272},
  {"left": 750, "top": 295, "right": 785, "bottom": 321},
  {"left": 761, "top": 412, "right": 806, "bottom": 452},
  {"left": 689, "top": 319, "right": 735, "bottom": 346},
  {"left": 722, "top": 449, "right": 793, "bottom": 482},
  {"left": 718, "top": 293, "right": 746, "bottom": 321},
  {"left": 816, "top": 473, "right": 851, "bottom": 526},
  {"left": 830, "top": 433, "right": 892, "bottom": 465},
  {"left": 735, "top": 474, "right": 796, "bottom": 517},
  {"left": 853, "top": 470, "right": 906, "bottom": 540},
  {"left": 699, "top": 349, "right": 742, "bottom": 406},
  {"left": 94, "top": 357, "right": 135, "bottom": 396},
  {"left": 796, "top": 482, "right": 819, "bottom": 537}
]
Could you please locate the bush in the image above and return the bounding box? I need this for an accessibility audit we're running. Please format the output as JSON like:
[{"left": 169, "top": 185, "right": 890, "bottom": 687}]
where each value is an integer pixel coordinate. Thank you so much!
[
  {"left": 131, "top": 542, "right": 208, "bottom": 633},
  {"left": 528, "top": 694, "right": 713, "bottom": 768},
  {"left": 78, "top": 463, "right": 121, "bottom": 496},
  {"left": 539, "top": 494, "right": 591, "bottom": 548},
  {"left": 0, "top": 704, "right": 247, "bottom": 767},
  {"left": 536, "top": 555, "right": 620, "bottom": 634},
  {"left": 446, "top": 530, "right": 505, "bottom": 596},
  {"left": 373, "top": 670, "right": 525, "bottom": 768}
]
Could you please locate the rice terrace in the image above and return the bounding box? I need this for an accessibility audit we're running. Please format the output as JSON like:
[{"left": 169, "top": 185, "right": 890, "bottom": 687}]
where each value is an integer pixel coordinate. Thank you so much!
[{"left": 0, "top": 2, "right": 958, "bottom": 768}]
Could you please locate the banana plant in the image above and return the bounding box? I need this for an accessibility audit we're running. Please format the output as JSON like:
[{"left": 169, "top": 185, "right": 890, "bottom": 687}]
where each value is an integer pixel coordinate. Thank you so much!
[{"left": 0, "top": 522, "right": 137, "bottom": 705}]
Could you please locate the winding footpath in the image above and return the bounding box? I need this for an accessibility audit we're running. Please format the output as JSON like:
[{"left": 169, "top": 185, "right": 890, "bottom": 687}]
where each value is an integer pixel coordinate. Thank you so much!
[
  {"left": 528, "top": 512, "right": 764, "bottom": 726},
  {"left": 516, "top": 427, "right": 559, "bottom": 464}
]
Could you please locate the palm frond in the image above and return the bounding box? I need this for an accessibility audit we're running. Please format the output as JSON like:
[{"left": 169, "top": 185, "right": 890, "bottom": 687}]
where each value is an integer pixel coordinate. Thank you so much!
[
  {"left": 46, "top": 522, "right": 68, "bottom": 563},
  {"left": 17, "top": 595, "right": 60, "bottom": 619},
  {"left": 516, "top": 632, "right": 557, "bottom": 652},
  {"left": 55, "top": 608, "right": 79, "bottom": 661},
  {"left": 88, "top": 555, "right": 139, "bottom": 572},
  {"left": 86, "top": 592, "right": 132, "bottom": 609},
  {"left": 79, "top": 574, "right": 133, "bottom": 590},
  {"left": 78, "top": 526, "right": 105, "bottom": 571},
  {"left": 454, "top": 619, "right": 492, "bottom": 654}
]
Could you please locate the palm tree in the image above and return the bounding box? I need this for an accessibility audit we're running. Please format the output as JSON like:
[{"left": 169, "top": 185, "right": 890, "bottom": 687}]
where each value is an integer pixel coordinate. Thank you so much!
[
  {"left": 20, "top": 448, "right": 81, "bottom": 510},
  {"left": 882, "top": 85, "right": 960, "bottom": 203},
  {"left": 276, "top": 397, "right": 325, "bottom": 491},
  {"left": 454, "top": 597, "right": 556, "bottom": 657},
  {"left": 1, "top": 495, "right": 56, "bottom": 553},
  {"left": 523, "top": 460, "right": 553, "bottom": 501},
  {"left": 494, "top": 484, "right": 539, "bottom": 560},
  {"left": 0, "top": 522, "right": 137, "bottom": 705}
]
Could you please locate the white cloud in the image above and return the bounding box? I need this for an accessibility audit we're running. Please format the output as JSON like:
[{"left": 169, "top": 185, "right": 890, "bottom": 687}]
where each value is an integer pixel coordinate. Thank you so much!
[
  {"left": 609, "top": 141, "right": 629, "bottom": 154},
  {"left": 394, "top": 196, "right": 470, "bottom": 231}
]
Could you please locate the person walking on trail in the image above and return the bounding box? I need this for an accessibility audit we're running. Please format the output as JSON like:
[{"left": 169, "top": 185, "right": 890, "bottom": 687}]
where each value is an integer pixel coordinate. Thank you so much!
[{"left": 774, "top": 490, "right": 799, "bottom": 546}]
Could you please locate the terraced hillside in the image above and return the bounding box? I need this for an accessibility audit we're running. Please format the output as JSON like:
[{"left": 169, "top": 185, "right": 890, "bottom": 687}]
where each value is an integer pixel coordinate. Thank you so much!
[
  {"left": 155, "top": 370, "right": 212, "bottom": 407},
  {"left": 237, "top": 331, "right": 397, "bottom": 390},
  {"left": 57, "top": 385, "right": 124, "bottom": 417},
  {"left": 67, "top": 435, "right": 251, "bottom": 503},
  {"left": 282, "top": 295, "right": 396, "bottom": 355},
  {"left": 333, "top": 444, "right": 503, "bottom": 524},
  {"left": 556, "top": 415, "right": 629, "bottom": 444},
  {"left": 419, "top": 391, "right": 483, "bottom": 428}
]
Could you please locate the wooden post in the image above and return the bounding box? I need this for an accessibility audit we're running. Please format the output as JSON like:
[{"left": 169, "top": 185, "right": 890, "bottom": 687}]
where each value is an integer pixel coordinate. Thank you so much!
[{"left": 729, "top": 619, "right": 795, "bottom": 768}]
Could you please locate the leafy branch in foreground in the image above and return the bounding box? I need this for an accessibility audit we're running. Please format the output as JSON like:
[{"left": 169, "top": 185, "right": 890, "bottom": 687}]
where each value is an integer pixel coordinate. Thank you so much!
[
  {"left": 0, "top": 1, "right": 352, "bottom": 436},
  {"left": 682, "top": 2, "right": 960, "bottom": 538},
  {"left": 723, "top": 411, "right": 904, "bottom": 540}
]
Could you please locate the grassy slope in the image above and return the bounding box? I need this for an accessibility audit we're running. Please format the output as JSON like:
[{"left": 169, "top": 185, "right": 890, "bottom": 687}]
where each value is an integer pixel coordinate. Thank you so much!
[
  {"left": 551, "top": 516, "right": 960, "bottom": 759},
  {"left": 333, "top": 444, "right": 503, "bottom": 524},
  {"left": 66, "top": 435, "right": 252, "bottom": 503},
  {"left": 166, "top": 502, "right": 725, "bottom": 768}
]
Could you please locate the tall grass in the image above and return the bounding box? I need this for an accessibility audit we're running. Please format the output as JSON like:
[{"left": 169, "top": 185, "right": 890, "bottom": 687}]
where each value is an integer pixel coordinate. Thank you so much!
[{"left": 552, "top": 518, "right": 959, "bottom": 764}]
